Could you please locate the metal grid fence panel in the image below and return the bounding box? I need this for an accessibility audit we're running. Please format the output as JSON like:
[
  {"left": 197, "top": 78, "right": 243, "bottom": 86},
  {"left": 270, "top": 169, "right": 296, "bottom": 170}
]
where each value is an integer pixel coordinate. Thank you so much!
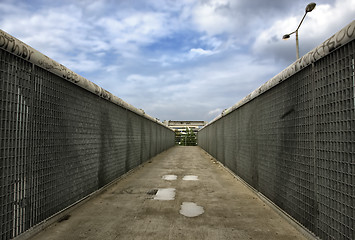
[
  {"left": 150, "top": 123, "right": 157, "bottom": 158},
  {"left": 208, "top": 122, "right": 217, "bottom": 158},
  {"left": 0, "top": 48, "right": 174, "bottom": 240},
  {"left": 126, "top": 110, "right": 142, "bottom": 171},
  {"left": 216, "top": 117, "right": 225, "bottom": 165},
  {"left": 313, "top": 41, "right": 354, "bottom": 240},
  {"left": 142, "top": 118, "right": 151, "bottom": 163},
  {"left": 223, "top": 113, "right": 236, "bottom": 172},
  {"left": 197, "top": 126, "right": 206, "bottom": 150},
  {"left": 198, "top": 40, "right": 354, "bottom": 240},
  {"left": 0, "top": 50, "right": 32, "bottom": 239},
  {"left": 157, "top": 125, "right": 162, "bottom": 154},
  {"left": 255, "top": 65, "right": 316, "bottom": 231},
  {"left": 234, "top": 103, "right": 259, "bottom": 188}
]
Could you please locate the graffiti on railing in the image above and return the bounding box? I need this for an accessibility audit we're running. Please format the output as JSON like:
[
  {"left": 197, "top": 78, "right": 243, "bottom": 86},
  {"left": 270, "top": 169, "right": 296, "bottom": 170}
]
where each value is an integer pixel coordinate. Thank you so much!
[
  {"left": 282, "top": 20, "right": 355, "bottom": 78},
  {"left": 0, "top": 29, "right": 154, "bottom": 121},
  {"left": 37, "top": 55, "right": 80, "bottom": 84},
  {"left": 0, "top": 30, "right": 34, "bottom": 61}
]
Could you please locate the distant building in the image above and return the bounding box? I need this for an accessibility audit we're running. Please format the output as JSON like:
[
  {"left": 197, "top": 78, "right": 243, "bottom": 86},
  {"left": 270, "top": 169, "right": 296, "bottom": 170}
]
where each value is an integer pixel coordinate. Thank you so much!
[
  {"left": 163, "top": 120, "right": 207, "bottom": 135},
  {"left": 163, "top": 120, "right": 207, "bottom": 146}
]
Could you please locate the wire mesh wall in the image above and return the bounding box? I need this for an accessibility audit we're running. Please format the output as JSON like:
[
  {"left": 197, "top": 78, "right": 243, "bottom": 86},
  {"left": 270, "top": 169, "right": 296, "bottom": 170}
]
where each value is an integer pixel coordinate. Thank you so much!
[
  {"left": 0, "top": 48, "right": 175, "bottom": 239},
  {"left": 198, "top": 40, "right": 354, "bottom": 239}
]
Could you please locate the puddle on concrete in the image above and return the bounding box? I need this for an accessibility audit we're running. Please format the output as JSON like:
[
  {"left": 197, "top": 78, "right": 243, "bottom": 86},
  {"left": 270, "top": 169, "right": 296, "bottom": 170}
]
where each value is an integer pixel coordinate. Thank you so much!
[
  {"left": 162, "top": 175, "right": 177, "bottom": 181},
  {"left": 182, "top": 175, "right": 198, "bottom": 181},
  {"left": 179, "top": 202, "right": 204, "bottom": 217},
  {"left": 153, "top": 188, "right": 176, "bottom": 200},
  {"left": 147, "top": 189, "right": 158, "bottom": 195}
]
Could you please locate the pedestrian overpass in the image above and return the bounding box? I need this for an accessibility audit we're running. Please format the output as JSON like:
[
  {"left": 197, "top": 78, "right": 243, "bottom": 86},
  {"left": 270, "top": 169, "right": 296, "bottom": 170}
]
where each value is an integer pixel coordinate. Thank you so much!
[{"left": 1, "top": 20, "right": 354, "bottom": 240}]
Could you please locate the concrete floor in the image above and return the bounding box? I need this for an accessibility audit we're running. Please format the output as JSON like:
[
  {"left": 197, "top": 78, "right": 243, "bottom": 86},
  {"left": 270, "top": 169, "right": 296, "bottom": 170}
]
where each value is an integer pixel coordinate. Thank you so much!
[{"left": 29, "top": 146, "right": 309, "bottom": 240}]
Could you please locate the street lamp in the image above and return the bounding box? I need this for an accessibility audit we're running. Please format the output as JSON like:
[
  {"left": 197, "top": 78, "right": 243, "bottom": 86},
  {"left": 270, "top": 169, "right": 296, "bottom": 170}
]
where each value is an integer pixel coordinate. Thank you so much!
[{"left": 283, "top": 2, "right": 316, "bottom": 59}]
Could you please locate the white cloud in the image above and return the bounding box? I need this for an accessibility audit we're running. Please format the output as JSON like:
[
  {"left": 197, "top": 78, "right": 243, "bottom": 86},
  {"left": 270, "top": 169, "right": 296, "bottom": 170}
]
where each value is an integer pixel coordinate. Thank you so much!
[
  {"left": 96, "top": 12, "right": 172, "bottom": 56},
  {"left": 61, "top": 57, "right": 103, "bottom": 73},
  {"left": 0, "top": 3, "right": 109, "bottom": 73},
  {"left": 1, "top": 0, "right": 353, "bottom": 121},
  {"left": 189, "top": 48, "right": 218, "bottom": 58},
  {"left": 252, "top": 0, "right": 355, "bottom": 62},
  {"left": 192, "top": 0, "right": 233, "bottom": 36},
  {"left": 110, "top": 52, "right": 280, "bottom": 121},
  {"left": 208, "top": 108, "right": 223, "bottom": 116},
  {"left": 126, "top": 74, "right": 159, "bottom": 85},
  {"left": 190, "top": 48, "right": 214, "bottom": 55}
]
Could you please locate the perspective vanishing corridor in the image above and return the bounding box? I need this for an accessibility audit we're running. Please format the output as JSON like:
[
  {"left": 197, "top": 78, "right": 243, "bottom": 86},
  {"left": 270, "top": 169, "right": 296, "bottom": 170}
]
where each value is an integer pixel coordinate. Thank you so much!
[{"left": 0, "top": 18, "right": 354, "bottom": 240}]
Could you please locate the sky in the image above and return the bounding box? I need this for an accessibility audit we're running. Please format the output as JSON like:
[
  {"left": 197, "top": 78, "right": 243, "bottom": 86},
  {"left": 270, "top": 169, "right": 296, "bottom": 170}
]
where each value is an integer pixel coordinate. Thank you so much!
[{"left": 1, "top": 0, "right": 354, "bottom": 122}]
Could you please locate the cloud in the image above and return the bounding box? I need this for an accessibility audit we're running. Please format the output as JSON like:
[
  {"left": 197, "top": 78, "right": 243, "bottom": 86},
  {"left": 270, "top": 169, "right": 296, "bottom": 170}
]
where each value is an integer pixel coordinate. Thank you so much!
[
  {"left": 0, "top": 0, "right": 353, "bottom": 122},
  {"left": 190, "top": 0, "right": 298, "bottom": 40},
  {"left": 190, "top": 48, "right": 216, "bottom": 55},
  {"left": 0, "top": 2, "right": 109, "bottom": 76},
  {"left": 61, "top": 57, "right": 103, "bottom": 73},
  {"left": 252, "top": 0, "right": 355, "bottom": 63},
  {"left": 208, "top": 108, "right": 223, "bottom": 116},
  {"left": 96, "top": 12, "right": 172, "bottom": 52},
  {"left": 106, "top": 52, "right": 280, "bottom": 121},
  {"left": 192, "top": 0, "right": 233, "bottom": 36}
]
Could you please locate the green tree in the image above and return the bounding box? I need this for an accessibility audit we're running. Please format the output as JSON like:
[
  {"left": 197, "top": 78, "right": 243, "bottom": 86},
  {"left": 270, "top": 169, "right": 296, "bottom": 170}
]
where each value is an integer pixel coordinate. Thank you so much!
[
  {"left": 174, "top": 130, "right": 182, "bottom": 145},
  {"left": 180, "top": 127, "right": 197, "bottom": 146}
]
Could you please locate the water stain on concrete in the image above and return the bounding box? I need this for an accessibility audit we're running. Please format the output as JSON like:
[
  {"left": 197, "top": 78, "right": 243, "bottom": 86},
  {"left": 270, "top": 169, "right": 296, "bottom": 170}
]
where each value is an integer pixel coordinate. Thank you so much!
[
  {"left": 153, "top": 188, "right": 176, "bottom": 200},
  {"left": 162, "top": 175, "right": 177, "bottom": 181},
  {"left": 147, "top": 189, "right": 158, "bottom": 195},
  {"left": 182, "top": 175, "right": 198, "bottom": 181},
  {"left": 179, "top": 202, "right": 204, "bottom": 217}
]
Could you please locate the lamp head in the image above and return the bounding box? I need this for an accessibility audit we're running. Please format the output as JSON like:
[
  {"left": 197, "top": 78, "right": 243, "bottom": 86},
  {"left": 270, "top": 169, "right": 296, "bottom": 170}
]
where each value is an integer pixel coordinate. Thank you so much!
[
  {"left": 305, "top": 2, "right": 316, "bottom": 13},
  {"left": 283, "top": 34, "right": 291, "bottom": 40}
]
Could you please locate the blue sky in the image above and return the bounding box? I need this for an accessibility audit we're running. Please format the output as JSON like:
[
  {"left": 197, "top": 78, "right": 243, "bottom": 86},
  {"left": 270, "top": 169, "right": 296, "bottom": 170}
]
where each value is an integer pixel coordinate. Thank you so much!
[{"left": 1, "top": 0, "right": 354, "bottom": 121}]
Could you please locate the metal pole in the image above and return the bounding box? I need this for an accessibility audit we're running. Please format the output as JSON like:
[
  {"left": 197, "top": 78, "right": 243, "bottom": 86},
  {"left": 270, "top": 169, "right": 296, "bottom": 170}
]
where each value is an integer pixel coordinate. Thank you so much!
[
  {"left": 282, "top": 2, "right": 316, "bottom": 60},
  {"left": 296, "top": 30, "right": 300, "bottom": 59}
]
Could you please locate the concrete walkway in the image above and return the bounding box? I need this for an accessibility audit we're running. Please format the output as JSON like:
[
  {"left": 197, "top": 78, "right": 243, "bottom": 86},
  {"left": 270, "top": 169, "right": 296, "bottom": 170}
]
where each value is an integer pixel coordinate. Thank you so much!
[{"left": 30, "top": 146, "right": 308, "bottom": 240}]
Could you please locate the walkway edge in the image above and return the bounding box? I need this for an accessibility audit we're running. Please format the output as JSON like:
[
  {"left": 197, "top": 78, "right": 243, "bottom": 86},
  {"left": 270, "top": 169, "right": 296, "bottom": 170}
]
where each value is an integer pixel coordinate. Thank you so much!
[
  {"left": 200, "top": 147, "right": 319, "bottom": 240},
  {"left": 12, "top": 151, "right": 166, "bottom": 240}
]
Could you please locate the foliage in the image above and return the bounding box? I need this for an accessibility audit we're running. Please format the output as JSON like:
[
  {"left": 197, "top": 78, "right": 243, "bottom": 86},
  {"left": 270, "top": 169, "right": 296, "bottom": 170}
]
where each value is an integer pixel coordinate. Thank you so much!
[
  {"left": 179, "top": 127, "right": 197, "bottom": 146},
  {"left": 175, "top": 130, "right": 181, "bottom": 145}
]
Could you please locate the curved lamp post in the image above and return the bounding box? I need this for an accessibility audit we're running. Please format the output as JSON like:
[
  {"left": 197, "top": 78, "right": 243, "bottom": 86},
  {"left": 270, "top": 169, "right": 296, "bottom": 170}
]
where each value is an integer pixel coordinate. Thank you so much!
[{"left": 283, "top": 2, "right": 316, "bottom": 59}]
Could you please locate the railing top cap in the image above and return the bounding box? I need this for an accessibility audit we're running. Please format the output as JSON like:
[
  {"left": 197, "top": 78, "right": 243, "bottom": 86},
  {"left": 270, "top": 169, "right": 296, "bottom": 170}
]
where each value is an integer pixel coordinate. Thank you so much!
[{"left": 0, "top": 29, "right": 173, "bottom": 131}]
